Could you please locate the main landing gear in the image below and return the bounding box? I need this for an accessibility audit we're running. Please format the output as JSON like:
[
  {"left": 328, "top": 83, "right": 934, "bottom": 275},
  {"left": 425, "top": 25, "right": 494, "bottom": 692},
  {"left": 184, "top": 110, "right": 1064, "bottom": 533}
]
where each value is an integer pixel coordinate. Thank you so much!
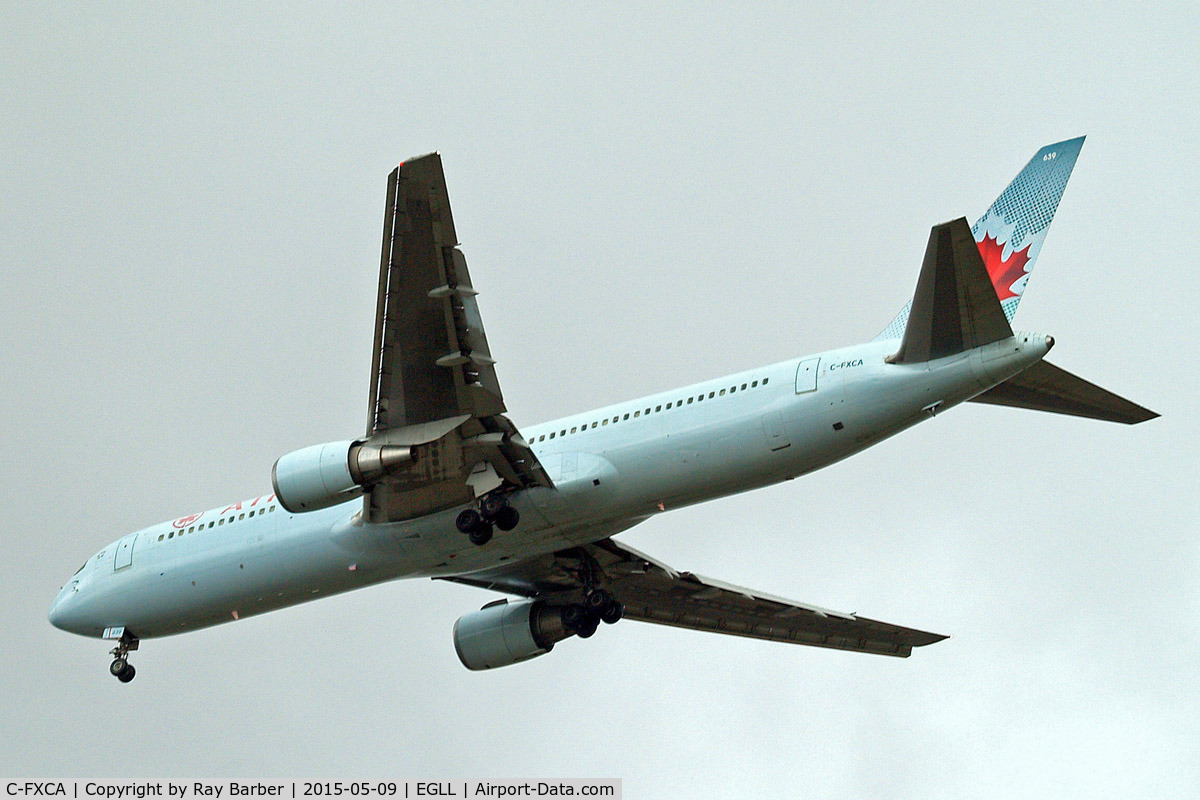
[
  {"left": 561, "top": 588, "right": 624, "bottom": 638},
  {"left": 456, "top": 493, "right": 520, "bottom": 546},
  {"left": 108, "top": 633, "right": 139, "bottom": 683}
]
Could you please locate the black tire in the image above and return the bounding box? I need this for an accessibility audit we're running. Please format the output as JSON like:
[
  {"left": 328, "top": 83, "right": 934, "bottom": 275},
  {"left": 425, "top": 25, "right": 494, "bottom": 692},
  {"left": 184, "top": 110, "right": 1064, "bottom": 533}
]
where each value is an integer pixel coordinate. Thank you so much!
[
  {"left": 456, "top": 509, "right": 483, "bottom": 534},
  {"left": 493, "top": 505, "right": 519, "bottom": 531},
  {"left": 480, "top": 494, "right": 507, "bottom": 519},
  {"left": 600, "top": 601, "right": 624, "bottom": 625},
  {"left": 468, "top": 525, "right": 493, "bottom": 546},
  {"left": 110, "top": 658, "right": 127, "bottom": 676},
  {"left": 586, "top": 589, "right": 611, "bottom": 612},
  {"left": 575, "top": 616, "right": 599, "bottom": 639},
  {"left": 117, "top": 664, "right": 136, "bottom": 683},
  {"left": 561, "top": 604, "right": 587, "bottom": 631}
]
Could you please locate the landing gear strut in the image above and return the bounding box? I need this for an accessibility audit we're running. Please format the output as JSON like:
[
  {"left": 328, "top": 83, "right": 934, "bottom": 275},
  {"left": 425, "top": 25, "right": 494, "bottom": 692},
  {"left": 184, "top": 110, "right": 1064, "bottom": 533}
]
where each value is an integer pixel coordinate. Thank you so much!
[
  {"left": 457, "top": 493, "right": 520, "bottom": 546},
  {"left": 107, "top": 633, "right": 138, "bottom": 683}
]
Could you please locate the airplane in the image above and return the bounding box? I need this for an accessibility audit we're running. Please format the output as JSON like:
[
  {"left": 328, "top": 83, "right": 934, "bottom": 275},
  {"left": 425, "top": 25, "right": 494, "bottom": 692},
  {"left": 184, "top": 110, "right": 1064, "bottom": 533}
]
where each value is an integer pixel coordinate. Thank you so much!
[{"left": 49, "top": 137, "right": 1157, "bottom": 683}]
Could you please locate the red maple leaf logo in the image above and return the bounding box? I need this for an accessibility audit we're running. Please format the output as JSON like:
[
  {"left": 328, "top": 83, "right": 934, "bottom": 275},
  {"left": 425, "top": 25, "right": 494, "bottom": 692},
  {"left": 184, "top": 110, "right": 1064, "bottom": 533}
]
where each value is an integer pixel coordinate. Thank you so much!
[{"left": 977, "top": 233, "right": 1031, "bottom": 301}]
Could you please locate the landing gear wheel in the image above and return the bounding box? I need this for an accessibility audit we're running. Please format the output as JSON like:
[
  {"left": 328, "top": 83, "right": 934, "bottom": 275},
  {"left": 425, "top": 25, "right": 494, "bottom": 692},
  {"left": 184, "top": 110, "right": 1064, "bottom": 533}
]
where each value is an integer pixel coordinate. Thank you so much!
[
  {"left": 586, "top": 589, "right": 612, "bottom": 612},
  {"left": 561, "top": 604, "right": 587, "bottom": 630},
  {"left": 467, "top": 524, "right": 493, "bottom": 546},
  {"left": 456, "top": 509, "right": 484, "bottom": 534},
  {"left": 107, "top": 631, "right": 139, "bottom": 683},
  {"left": 600, "top": 601, "right": 624, "bottom": 625},
  {"left": 480, "top": 494, "right": 508, "bottom": 519},
  {"left": 561, "top": 604, "right": 599, "bottom": 638},
  {"left": 493, "top": 505, "right": 519, "bottom": 531},
  {"left": 575, "top": 615, "right": 599, "bottom": 639}
]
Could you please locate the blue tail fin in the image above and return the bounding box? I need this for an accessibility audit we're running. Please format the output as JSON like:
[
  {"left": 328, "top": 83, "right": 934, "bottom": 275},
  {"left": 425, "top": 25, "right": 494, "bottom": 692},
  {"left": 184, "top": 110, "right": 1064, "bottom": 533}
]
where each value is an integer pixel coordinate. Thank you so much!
[{"left": 876, "top": 137, "right": 1085, "bottom": 341}]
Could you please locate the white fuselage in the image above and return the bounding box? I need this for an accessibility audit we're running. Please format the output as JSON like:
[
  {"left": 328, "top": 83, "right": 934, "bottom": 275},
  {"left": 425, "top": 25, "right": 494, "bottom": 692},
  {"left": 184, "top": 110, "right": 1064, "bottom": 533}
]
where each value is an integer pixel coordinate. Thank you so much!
[{"left": 48, "top": 334, "right": 1051, "bottom": 639}]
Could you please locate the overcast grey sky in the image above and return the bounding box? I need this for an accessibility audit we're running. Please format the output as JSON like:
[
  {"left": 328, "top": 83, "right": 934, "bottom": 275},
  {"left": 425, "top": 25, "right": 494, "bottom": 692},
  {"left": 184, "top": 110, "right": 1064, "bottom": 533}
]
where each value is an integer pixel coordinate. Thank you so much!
[{"left": 3, "top": 2, "right": 1197, "bottom": 796}]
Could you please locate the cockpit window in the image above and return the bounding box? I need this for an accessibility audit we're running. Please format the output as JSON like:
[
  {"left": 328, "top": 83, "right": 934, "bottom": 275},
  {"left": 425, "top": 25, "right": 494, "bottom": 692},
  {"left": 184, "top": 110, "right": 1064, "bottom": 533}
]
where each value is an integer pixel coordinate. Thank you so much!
[{"left": 73, "top": 562, "right": 86, "bottom": 575}]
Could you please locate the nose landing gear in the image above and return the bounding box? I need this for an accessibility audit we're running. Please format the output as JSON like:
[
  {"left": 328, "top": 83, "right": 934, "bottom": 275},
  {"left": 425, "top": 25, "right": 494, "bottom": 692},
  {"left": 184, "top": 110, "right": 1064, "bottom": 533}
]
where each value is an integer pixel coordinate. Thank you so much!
[{"left": 107, "top": 632, "right": 138, "bottom": 683}]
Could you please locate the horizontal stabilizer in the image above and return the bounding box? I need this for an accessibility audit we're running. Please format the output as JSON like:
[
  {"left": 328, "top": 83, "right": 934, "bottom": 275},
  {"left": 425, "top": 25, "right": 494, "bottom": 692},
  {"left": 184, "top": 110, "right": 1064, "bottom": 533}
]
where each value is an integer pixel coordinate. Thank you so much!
[
  {"left": 970, "top": 360, "right": 1158, "bottom": 424},
  {"left": 889, "top": 218, "right": 1014, "bottom": 364}
]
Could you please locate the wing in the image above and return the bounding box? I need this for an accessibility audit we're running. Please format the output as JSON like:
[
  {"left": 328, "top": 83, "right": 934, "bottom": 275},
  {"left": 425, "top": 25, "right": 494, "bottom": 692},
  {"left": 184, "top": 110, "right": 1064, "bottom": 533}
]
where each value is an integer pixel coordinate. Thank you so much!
[
  {"left": 363, "top": 154, "right": 551, "bottom": 522},
  {"left": 444, "top": 538, "right": 947, "bottom": 658}
]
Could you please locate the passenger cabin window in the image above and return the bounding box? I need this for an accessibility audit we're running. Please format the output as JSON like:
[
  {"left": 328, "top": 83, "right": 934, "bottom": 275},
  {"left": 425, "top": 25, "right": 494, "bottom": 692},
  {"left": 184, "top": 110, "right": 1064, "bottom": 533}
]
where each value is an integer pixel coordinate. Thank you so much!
[
  {"left": 763, "top": 378, "right": 769, "bottom": 384},
  {"left": 741, "top": 383, "right": 747, "bottom": 390}
]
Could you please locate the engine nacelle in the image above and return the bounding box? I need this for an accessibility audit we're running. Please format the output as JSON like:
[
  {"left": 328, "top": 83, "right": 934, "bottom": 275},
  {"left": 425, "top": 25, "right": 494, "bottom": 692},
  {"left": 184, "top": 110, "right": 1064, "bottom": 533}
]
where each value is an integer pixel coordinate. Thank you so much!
[
  {"left": 271, "top": 439, "right": 414, "bottom": 513},
  {"left": 453, "top": 600, "right": 573, "bottom": 671},
  {"left": 272, "top": 440, "right": 360, "bottom": 512}
]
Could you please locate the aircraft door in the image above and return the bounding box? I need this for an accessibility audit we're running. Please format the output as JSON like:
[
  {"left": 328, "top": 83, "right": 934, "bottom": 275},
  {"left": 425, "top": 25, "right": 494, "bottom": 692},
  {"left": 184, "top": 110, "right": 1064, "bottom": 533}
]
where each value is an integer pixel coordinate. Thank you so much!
[
  {"left": 113, "top": 532, "right": 138, "bottom": 571},
  {"left": 795, "top": 357, "right": 820, "bottom": 393}
]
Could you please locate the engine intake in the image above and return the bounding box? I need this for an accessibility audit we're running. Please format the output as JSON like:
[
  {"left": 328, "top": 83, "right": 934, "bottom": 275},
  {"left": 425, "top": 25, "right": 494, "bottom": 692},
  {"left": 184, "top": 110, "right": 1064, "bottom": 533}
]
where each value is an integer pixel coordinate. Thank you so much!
[
  {"left": 271, "top": 439, "right": 413, "bottom": 513},
  {"left": 453, "top": 600, "right": 573, "bottom": 671}
]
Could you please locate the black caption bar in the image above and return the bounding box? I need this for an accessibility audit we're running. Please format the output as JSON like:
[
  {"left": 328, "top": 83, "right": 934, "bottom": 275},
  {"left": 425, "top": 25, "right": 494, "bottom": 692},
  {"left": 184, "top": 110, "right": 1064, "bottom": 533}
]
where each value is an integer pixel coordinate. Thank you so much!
[{"left": 0, "top": 782, "right": 621, "bottom": 800}]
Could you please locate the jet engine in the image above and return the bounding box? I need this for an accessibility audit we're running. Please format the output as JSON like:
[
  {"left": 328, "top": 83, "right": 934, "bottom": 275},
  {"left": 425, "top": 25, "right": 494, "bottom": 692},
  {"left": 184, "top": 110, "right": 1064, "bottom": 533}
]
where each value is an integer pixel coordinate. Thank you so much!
[
  {"left": 453, "top": 600, "right": 574, "bottom": 670},
  {"left": 271, "top": 439, "right": 414, "bottom": 513}
]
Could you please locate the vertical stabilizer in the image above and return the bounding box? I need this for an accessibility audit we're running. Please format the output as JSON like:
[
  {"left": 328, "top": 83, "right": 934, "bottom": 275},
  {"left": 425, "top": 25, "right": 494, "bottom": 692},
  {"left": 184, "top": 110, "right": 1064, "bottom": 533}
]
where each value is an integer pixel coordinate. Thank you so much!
[{"left": 877, "top": 137, "right": 1085, "bottom": 341}]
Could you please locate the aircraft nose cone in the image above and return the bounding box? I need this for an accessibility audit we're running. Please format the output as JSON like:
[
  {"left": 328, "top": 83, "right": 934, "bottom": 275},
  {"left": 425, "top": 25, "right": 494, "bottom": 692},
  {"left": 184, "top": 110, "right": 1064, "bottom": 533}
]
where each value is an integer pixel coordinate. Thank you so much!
[
  {"left": 49, "top": 582, "right": 84, "bottom": 633},
  {"left": 48, "top": 595, "right": 65, "bottom": 630}
]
